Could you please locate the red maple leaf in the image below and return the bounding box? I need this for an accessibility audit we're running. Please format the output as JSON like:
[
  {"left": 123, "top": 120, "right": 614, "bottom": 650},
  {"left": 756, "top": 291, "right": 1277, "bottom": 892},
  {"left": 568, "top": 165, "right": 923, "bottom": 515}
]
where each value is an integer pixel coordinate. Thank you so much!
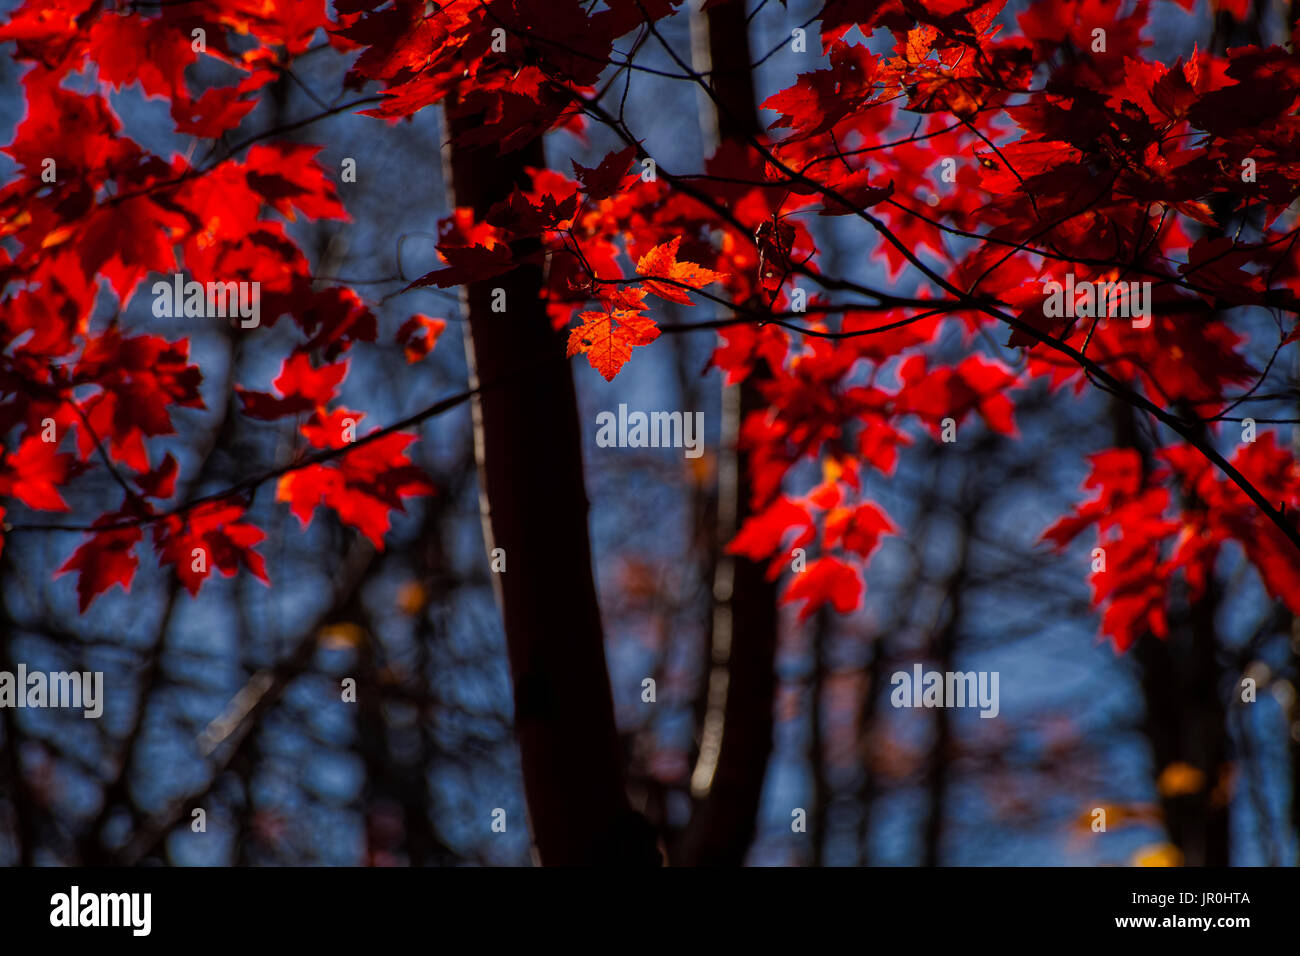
[
  {"left": 57, "top": 524, "right": 143, "bottom": 612},
  {"left": 0, "top": 435, "right": 77, "bottom": 511},
  {"left": 571, "top": 146, "right": 638, "bottom": 200},
  {"left": 404, "top": 243, "right": 515, "bottom": 290},
  {"left": 154, "top": 502, "right": 270, "bottom": 596},
  {"left": 782, "top": 556, "right": 863, "bottom": 620},
  {"left": 277, "top": 412, "right": 434, "bottom": 548},
  {"left": 237, "top": 353, "right": 349, "bottom": 420},
  {"left": 566, "top": 307, "right": 661, "bottom": 381},
  {"left": 395, "top": 314, "right": 448, "bottom": 364}
]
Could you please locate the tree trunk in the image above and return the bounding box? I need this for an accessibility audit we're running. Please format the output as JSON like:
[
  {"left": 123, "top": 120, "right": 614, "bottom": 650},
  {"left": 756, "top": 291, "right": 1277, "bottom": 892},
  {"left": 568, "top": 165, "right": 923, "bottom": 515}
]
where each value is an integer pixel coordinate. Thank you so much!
[
  {"left": 442, "top": 106, "right": 659, "bottom": 865},
  {"left": 1288, "top": 341, "right": 1300, "bottom": 856},
  {"left": 676, "top": 0, "right": 781, "bottom": 866}
]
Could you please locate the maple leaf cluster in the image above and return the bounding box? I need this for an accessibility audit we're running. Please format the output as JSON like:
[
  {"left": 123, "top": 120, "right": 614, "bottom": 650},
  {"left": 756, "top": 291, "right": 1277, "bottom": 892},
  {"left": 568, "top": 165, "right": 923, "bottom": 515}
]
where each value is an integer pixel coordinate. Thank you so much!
[
  {"left": 0, "top": 0, "right": 439, "bottom": 607},
  {"left": 3, "top": 0, "right": 1300, "bottom": 655}
]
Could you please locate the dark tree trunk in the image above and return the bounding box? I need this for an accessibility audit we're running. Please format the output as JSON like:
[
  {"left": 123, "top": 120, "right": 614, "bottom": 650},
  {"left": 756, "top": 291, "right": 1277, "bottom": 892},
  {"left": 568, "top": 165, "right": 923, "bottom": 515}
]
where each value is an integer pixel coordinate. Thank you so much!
[
  {"left": 1134, "top": 608, "right": 1231, "bottom": 865},
  {"left": 1292, "top": 353, "right": 1300, "bottom": 853},
  {"left": 809, "top": 607, "right": 831, "bottom": 867},
  {"left": 676, "top": 0, "right": 781, "bottom": 867},
  {"left": 443, "top": 106, "right": 659, "bottom": 866}
]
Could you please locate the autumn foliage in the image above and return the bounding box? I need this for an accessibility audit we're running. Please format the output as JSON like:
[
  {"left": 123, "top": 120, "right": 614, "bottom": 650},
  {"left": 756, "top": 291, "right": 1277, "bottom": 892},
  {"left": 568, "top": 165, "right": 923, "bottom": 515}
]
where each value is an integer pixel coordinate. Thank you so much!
[{"left": 2, "top": 0, "right": 1300, "bottom": 657}]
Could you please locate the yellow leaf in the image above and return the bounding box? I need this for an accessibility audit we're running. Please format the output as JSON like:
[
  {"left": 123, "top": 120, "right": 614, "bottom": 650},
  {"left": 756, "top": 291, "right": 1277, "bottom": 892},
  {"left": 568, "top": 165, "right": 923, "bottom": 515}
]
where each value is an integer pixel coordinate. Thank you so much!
[
  {"left": 1132, "top": 842, "right": 1184, "bottom": 867},
  {"left": 1156, "top": 761, "right": 1205, "bottom": 798},
  {"left": 318, "top": 622, "right": 364, "bottom": 649},
  {"left": 687, "top": 450, "right": 714, "bottom": 486},
  {"left": 395, "top": 581, "right": 427, "bottom": 616}
]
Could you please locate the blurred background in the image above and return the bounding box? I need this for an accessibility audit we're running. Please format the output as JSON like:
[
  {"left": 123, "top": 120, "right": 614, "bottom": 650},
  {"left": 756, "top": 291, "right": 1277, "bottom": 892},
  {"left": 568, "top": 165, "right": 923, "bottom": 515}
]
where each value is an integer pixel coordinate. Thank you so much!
[{"left": 0, "top": 0, "right": 1297, "bottom": 866}]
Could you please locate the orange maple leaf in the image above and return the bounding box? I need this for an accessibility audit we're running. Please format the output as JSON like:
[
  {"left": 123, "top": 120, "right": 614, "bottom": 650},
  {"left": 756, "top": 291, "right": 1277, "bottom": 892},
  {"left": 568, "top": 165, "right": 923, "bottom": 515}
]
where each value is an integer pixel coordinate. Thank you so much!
[
  {"left": 566, "top": 308, "right": 660, "bottom": 381},
  {"left": 635, "top": 237, "right": 728, "bottom": 305}
]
